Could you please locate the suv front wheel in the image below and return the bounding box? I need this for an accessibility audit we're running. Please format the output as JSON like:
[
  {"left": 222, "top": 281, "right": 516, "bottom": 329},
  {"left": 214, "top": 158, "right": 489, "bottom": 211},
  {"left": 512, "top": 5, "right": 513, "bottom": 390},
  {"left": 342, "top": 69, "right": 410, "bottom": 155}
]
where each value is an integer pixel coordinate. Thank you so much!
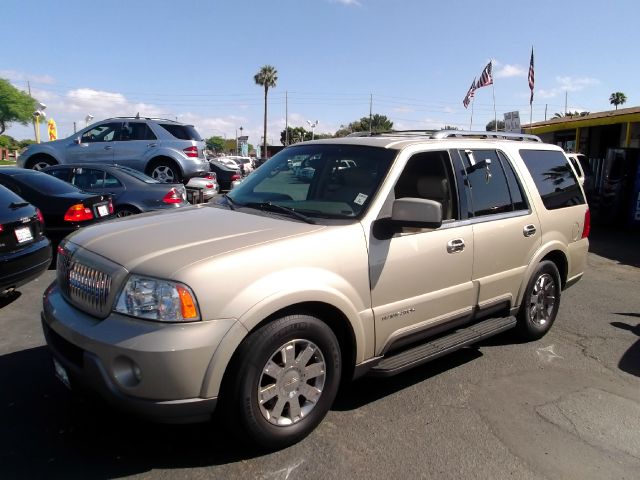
[
  {"left": 223, "top": 314, "right": 342, "bottom": 450},
  {"left": 148, "top": 158, "right": 182, "bottom": 183}
]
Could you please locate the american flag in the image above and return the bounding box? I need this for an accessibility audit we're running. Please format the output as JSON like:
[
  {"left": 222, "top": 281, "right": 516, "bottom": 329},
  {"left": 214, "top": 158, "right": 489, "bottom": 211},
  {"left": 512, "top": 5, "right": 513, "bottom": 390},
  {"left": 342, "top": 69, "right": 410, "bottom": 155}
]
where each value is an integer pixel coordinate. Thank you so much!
[
  {"left": 463, "top": 78, "right": 476, "bottom": 108},
  {"left": 528, "top": 47, "right": 535, "bottom": 105},
  {"left": 476, "top": 61, "right": 493, "bottom": 88}
]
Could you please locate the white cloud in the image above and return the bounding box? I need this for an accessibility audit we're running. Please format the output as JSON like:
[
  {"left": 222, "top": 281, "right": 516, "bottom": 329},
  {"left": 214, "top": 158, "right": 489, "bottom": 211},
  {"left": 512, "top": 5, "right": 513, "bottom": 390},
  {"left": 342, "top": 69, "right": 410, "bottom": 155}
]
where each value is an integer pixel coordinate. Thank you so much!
[
  {"left": 330, "top": 0, "right": 362, "bottom": 6},
  {"left": 0, "top": 69, "right": 55, "bottom": 85},
  {"left": 496, "top": 64, "right": 526, "bottom": 78},
  {"left": 538, "top": 76, "right": 600, "bottom": 99}
]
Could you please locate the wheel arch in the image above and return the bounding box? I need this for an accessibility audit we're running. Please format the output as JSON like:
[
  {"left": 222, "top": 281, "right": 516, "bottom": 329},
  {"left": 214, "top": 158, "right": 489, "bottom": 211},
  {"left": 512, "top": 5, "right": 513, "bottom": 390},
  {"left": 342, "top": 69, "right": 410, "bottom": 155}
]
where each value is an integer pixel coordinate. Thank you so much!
[
  {"left": 146, "top": 155, "right": 184, "bottom": 178},
  {"left": 515, "top": 244, "right": 568, "bottom": 309},
  {"left": 25, "top": 152, "right": 59, "bottom": 169},
  {"left": 203, "top": 300, "right": 361, "bottom": 400}
]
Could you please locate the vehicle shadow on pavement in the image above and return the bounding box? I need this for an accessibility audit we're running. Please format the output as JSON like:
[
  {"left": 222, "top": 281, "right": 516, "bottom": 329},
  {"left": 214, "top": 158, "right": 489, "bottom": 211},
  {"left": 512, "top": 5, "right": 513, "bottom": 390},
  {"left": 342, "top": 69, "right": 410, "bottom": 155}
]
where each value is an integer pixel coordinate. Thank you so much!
[
  {"left": 0, "top": 347, "right": 268, "bottom": 478},
  {"left": 611, "top": 315, "right": 640, "bottom": 377},
  {"left": 588, "top": 225, "right": 640, "bottom": 268},
  {"left": 332, "top": 347, "right": 482, "bottom": 411},
  {"left": 0, "top": 290, "right": 21, "bottom": 309}
]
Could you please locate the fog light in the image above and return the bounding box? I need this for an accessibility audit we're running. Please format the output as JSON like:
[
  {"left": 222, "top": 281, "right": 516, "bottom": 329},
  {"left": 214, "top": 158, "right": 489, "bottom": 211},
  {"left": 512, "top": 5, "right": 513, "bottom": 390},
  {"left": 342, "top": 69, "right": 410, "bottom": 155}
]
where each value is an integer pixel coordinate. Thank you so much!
[{"left": 113, "top": 356, "right": 142, "bottom": 388}]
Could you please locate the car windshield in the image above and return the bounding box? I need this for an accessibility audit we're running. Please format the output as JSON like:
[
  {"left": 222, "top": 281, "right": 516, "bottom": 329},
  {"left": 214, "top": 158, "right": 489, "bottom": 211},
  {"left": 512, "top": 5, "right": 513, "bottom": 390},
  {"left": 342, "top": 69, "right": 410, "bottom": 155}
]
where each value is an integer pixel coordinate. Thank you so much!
[{"left": 226, "top": 144, "right": 395, "bottom": 219}]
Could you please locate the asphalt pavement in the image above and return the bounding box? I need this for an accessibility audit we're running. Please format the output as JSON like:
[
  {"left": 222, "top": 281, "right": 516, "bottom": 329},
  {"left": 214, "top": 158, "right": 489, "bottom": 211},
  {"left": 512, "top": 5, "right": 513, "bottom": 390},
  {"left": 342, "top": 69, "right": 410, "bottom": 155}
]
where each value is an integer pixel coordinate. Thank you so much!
[{"left": 0, "top": 223, "right": 639, "bottom": 479}]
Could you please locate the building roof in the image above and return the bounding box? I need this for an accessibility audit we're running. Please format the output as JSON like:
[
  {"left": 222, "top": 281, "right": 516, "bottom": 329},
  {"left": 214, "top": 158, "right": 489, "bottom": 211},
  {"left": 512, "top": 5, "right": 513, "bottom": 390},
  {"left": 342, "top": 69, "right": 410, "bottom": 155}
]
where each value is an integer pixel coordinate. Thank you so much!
[{"left": 525, "top": 106, "right": 640, "bottom": 133}]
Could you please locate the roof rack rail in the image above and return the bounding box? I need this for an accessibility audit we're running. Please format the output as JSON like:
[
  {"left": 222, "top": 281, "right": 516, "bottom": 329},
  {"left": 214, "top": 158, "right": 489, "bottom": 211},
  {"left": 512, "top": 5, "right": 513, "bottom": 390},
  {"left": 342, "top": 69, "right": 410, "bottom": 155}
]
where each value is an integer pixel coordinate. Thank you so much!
[
  {"left": 431, "top": 130, "right": 542, "bottom": 142},
  {"left": 110, "top": 116, "right": 181, "bottom": 123},
  {"left": 346, "top": 129, "right": 541, "bottom": 142}
]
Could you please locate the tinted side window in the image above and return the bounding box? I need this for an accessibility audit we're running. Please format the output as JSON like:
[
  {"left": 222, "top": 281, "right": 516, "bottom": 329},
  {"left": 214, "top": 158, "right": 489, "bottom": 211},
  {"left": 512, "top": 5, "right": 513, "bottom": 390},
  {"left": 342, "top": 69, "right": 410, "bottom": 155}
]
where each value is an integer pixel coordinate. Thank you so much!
[
  {"left": 158, "top": 124, "right": 202, "bottom": 141},
  {"left": 462, "top": 150, "right": 512, "bottom": 217},
  {"left": 121, "top": 122, "right": 157, "bottom": 141},
  {"left": 81, "top": 123, "right": 120, "bottom": 143},
  {"left": 104, "top": 173, "right": 123, "bottom": 188},
  {"left": 47, "top": 169, "right": 71, "bottom": 181},
  {"left": 497, "top": 151, "right": 527, "bottom": 211},
  {"left": 520, "top": 149, "right": 585, "bottom": 210}
]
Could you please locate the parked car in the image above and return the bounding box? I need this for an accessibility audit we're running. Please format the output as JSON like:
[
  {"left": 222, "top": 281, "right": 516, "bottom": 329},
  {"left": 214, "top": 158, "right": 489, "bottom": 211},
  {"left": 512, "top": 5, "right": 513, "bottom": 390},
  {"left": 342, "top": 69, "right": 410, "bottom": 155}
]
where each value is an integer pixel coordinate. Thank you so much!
[
  {"left": 18, "top": 117, "right": 209, "bottom": 183},
  {"left": 208, "top": 160, "right": 241, "bottom": 191},
  {"left": 185, "top": 172, "right": 219, "bottom": 203},
  {"left": 42, "top": 131, "right": 589, "bottom": 450},
  {"left": 0, "top": 184, "right": 51, "bottom": 295},
  {"left": 566, "top": 152, "right": 594, "bottom": 197},
  {"left": 224, "top": 156, "right": 254, "bottom": 175},
  {"left": 0, "top": 168, "right": 115, "bottom": 240},
  {"left": 42, "top": 164, "right": 189, "bottom": 216}
]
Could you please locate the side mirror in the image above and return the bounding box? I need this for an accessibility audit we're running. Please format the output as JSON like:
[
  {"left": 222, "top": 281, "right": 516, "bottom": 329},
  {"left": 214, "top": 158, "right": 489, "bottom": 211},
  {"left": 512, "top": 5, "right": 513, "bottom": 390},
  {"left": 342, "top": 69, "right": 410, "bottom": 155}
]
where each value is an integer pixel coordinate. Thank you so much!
[
  {"left": 373, "top": 198, "right": 443, "bottom": 239},
  {"left": 74, "top": 137, "right": 82, "bottom": 145}
]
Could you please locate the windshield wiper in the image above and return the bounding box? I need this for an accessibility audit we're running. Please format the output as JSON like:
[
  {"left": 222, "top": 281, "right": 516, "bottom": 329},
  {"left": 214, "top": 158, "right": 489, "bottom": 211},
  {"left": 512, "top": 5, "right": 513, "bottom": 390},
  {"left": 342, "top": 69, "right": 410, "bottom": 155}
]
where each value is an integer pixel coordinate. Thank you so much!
[{"left": 243, "top": 202, "right": 316, "bottom": 224}]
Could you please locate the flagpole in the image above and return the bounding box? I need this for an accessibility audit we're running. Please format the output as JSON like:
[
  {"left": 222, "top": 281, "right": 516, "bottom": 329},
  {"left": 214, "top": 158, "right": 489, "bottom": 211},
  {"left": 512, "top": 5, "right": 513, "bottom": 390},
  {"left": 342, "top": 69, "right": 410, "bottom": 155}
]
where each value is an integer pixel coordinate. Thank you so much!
[
  {"left": 492, "top": 81, "right": 497, "bottom": 131},
  {"left": 470, "top": 97, "right": 474, "bottom": 131}
]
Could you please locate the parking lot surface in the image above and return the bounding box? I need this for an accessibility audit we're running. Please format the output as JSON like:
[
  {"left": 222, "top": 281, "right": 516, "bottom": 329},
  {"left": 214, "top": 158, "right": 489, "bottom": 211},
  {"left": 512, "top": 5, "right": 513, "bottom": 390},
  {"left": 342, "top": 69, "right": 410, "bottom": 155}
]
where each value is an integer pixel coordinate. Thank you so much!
[{"left": 0, "top": 226, "right": 639, "bottom": 479}]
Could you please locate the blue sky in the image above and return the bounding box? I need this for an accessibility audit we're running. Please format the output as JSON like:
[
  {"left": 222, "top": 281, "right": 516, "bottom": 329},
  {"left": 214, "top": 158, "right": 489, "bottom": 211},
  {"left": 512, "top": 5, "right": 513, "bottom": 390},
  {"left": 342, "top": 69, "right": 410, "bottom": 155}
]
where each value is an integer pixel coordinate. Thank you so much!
[{"left": 4, "top": 0, "right": 640, "bottom": 146}]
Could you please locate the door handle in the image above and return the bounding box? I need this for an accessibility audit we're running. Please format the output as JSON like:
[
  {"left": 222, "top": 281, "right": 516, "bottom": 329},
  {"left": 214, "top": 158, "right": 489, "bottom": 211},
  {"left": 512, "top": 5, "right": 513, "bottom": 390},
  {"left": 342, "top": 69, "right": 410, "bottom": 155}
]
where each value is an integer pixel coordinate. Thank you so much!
[
  {"left": 104, "top": 145, "right": 113, "bottom": 150},
  {"left": 523, "top": 224, "right": 537, "bottom": 237},
  {"left": 147, "top": 143, "right": 157, "bottom": 148},
  {"left": 447, "top": 238, "right": 465, "bottom": 253}
]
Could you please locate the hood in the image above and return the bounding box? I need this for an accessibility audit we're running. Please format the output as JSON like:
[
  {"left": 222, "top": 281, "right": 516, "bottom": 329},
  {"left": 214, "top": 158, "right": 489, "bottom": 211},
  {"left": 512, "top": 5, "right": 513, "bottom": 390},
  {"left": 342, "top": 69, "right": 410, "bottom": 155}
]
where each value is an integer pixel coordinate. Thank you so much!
[{"left": 66, "top": 204, "right": 325, "bottom": 275}]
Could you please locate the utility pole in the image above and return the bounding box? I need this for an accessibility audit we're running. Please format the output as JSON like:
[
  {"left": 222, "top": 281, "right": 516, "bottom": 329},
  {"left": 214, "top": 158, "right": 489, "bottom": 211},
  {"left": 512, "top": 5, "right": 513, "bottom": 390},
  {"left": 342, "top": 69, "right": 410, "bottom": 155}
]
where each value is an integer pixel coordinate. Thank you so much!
[
  {"left": 369, "top": 94, "right": 373, "bottom": 134},
  {"left": 28, "top": 81, "right": 37, "bottom": 140},
  {"left": 285, "top": 91, "right": 289, "bottom": 146},
  {"left": 544, "top": 104, "right": 548, "bottom": 121},
  {"left": 565, "top": 91, "right": 568, "bottom": 116}
]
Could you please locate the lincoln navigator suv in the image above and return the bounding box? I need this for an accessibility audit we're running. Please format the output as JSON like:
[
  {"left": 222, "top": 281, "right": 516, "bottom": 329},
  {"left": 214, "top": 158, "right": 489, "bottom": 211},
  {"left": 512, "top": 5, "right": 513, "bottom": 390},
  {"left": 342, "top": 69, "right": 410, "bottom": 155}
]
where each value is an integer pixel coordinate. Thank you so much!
[
  {"left": 19, "top": 117, "right": 208, "bottom": 183},
  {"left": 41, "top": 131, "right": 590, "bottom": 449}
]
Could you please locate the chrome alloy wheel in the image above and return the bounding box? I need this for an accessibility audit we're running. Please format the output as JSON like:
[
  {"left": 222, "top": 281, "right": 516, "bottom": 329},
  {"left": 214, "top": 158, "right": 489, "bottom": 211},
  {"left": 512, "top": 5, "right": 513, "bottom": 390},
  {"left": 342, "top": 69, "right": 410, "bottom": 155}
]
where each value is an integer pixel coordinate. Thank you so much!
[
  {"left": 151, "top": 165, "right": 177, "bottom": 183},
  {"left": 528, "top": 273, "right": 556, "bottom": 327},
  {"left": 258, "top": 339, "right": 326, "bottom": 426}
]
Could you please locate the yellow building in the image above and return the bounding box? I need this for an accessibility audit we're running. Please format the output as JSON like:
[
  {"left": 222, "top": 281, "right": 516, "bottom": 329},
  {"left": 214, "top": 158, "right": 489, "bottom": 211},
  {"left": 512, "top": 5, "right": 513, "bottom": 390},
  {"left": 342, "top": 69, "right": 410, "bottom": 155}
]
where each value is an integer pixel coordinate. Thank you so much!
[{"left": 524, "top": 106, "right": 640, "bottom": 158}]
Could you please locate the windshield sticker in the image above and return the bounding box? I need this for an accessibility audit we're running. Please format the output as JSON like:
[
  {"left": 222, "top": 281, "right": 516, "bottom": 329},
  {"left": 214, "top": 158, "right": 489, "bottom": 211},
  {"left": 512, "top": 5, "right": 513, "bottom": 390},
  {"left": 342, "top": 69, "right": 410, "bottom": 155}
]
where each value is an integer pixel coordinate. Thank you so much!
[{"left": 354, "top": 193, "right": 368, "bottom": 205}]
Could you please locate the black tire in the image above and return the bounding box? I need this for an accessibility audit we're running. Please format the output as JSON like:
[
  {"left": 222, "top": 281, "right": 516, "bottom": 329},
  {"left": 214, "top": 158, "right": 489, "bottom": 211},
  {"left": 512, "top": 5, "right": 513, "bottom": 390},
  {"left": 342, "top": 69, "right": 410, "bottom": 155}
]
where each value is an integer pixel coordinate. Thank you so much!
[
  {"left": 516, "top": 260, "right": 561, "bottom": 340},
  {"left": 115, "top": 206, "right": 139, "bottom": 217},
  {"left": 223, "top": 314, "right": 341, "bottom": 450},
  {"left": 26, "top": 155, "right": 56, "bottom": 170},
  {"left": 147, "top": 159, "right": 182, "bottom": 183}
]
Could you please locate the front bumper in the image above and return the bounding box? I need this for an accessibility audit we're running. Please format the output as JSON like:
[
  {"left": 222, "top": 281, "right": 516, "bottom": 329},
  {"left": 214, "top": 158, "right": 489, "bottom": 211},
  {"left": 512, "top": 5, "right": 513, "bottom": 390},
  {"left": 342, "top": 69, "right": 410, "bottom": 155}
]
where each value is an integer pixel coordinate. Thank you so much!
[{"left": 41, "top": 282, "right": 238, "bottom": 423}]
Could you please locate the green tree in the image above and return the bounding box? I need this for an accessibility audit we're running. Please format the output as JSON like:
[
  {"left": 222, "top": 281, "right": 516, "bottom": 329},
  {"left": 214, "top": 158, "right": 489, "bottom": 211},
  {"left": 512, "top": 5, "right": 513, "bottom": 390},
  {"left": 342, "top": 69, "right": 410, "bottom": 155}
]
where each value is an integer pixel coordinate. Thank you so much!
[
  {"left": 280, "top": 126, "right": 311, "bottom": 145},
  {"left": 334, "top": 114, "right": 394, "bottom": 137},
  {"left": 485, "top": 120, "right": 505, "bottom": 131},
  {"left": 0, "top": 78, "right": 37, "bottom": 136},
  {"left": 205, "top": 135, "right": 226, "bottom": 152},
  {"left": 441, "top": 125, "right": 459, "bottom": 130},
  {"left": 254, "top": 65, "right": 278, "bottom": 157},
  {"left": 609, "top": 92, "right": 627, "bottom": 110}
]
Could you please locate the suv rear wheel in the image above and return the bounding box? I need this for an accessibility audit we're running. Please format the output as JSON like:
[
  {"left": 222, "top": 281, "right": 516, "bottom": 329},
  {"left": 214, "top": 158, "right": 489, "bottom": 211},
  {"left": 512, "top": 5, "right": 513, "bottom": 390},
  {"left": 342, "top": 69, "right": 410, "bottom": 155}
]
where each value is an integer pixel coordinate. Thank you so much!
[
  {"left": 224, "top": 314, "right": 341, "bottom": 450},
  {"left": 148, "top": 158, "right": 182, "bottom": 183},
  {"left": 26, "top": 155, "right": 56, "bottom": 170},
  {"left": 516, "top": 260, "right": 561, "bottom": 340}
]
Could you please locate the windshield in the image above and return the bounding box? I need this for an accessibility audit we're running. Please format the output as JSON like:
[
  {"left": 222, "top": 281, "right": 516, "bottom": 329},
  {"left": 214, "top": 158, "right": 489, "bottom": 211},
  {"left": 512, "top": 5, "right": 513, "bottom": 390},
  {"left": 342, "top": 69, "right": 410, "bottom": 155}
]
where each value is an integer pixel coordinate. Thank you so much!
[{"left": 227, "top": 144, "right": 395, "bottom": 219}]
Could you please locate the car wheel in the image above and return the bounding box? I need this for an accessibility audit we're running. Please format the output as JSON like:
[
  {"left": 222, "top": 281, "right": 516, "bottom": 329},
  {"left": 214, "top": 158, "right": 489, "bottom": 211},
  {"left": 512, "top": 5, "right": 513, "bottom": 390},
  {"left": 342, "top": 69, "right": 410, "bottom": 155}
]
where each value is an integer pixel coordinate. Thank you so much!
[
  {"left": 224, "top": 314, "right": 341, "bottom": 450},
  {"left": 115, "top": 207, "right": 139, "bottom": 217},
  {"left": 148, "top": 160, "right": 182, "bottom": 183},
  {"left": 516, "top": 260, "right": 561, "bottom": 340},
  {"left": 26, "top": 155, "right": 55, "bottom": 170}
]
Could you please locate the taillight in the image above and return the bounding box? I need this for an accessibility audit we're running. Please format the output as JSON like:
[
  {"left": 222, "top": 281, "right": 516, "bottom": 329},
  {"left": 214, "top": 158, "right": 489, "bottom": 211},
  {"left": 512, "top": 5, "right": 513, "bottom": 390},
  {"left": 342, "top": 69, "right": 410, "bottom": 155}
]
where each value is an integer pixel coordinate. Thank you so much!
[
  {"left": 163, "top": 187, "right": 183, "bottom": 204},
  {"left": 108, "top": 200, "right": 114, "bottom": 214},
  {"left": 0, "top": 224, "right": 3, "bottom": 233},
  {"left": 183, "top": 146, "right": 198, "bottom": 158},
  {"left": 204, "top": 173, "right": 215, "bottom": 180},
  {"left": 582, "top": 208, "right": 591, "bottom": 239},
  {"left": 36, "top": 208, "right": 45, "bottom": 225},
  {"left": 231, "top": 174, "right": 241, "bottom": 181},
  {"left": 64, "top": 204, "right": 94, "bottom": 222}
]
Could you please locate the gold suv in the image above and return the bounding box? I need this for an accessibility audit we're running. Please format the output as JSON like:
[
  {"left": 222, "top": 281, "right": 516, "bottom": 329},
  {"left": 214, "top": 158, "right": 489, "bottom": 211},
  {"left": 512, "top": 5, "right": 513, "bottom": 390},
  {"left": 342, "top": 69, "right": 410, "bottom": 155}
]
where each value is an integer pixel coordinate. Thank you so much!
[{"left": 42, "top": 131, "right": 590, "bottom": 449}]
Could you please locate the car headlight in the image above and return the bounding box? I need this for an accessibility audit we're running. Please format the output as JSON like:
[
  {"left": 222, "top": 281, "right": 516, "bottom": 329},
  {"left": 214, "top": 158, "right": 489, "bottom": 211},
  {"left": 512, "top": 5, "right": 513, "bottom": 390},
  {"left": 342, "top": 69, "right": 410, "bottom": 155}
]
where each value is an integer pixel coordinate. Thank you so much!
[{"left": 114, "top": 275, "right": 200, "bottom": 322}]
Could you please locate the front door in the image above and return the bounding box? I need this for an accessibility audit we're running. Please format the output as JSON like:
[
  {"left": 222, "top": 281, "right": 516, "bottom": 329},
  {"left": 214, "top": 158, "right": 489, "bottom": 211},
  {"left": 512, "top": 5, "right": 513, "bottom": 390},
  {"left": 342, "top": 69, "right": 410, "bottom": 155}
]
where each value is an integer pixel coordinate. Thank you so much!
[
  {"left": 113, "top": 121, "right": 158, "bottom": 171},
  {"left": 66, "top": 122, "right": 120, "bottom": 164},
  {"left": 370, "top": 150, "right": 475, "bottom": 354}
]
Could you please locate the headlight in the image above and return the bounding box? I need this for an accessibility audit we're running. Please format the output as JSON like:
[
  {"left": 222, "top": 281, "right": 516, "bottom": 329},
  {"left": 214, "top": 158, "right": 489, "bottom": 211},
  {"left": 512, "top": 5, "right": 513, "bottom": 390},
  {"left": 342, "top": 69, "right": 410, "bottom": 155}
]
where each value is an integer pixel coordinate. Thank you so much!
[{"left": 114, "top": 275, "right": 200, "bottom": 322}]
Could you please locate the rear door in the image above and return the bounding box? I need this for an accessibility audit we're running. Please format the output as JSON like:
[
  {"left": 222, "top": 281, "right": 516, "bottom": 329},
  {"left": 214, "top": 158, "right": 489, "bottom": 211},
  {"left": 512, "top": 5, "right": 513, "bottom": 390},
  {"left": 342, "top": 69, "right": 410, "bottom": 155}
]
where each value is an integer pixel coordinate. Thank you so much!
[
  {"left": 114, "top": 121, "right": 158, "bottom": 171},
  {"left": 458, "top": 149, "right": 541, "bottom": 310}
]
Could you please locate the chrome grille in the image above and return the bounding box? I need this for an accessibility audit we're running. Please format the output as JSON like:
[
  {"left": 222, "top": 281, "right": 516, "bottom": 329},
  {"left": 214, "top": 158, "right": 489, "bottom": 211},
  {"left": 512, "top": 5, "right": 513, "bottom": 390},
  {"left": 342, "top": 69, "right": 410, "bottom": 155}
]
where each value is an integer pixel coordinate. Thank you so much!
[{"left": 57, "top": 248, "right": 112, "bottom": 317}]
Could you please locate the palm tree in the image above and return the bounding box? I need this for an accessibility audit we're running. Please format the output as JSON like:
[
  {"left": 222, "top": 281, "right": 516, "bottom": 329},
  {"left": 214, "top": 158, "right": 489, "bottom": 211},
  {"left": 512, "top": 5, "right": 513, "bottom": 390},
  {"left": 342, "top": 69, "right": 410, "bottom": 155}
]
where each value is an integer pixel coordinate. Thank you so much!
[
  {"left": 254, "top": 65, "right": 278, "bottom": 158},
  {"left": 609, "top": 92, "right": 627, "bottom": 110}
]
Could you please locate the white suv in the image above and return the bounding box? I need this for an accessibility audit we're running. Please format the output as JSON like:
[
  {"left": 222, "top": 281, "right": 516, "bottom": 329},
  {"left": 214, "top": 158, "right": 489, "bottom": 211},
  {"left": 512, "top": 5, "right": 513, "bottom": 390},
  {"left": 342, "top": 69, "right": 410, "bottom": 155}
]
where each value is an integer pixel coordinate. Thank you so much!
[
  {"left": 42, "top": 131, "right": 589, "bottom": 450},
  {"left": 19, "top": 117, "right": 208, "bottom": 183}
]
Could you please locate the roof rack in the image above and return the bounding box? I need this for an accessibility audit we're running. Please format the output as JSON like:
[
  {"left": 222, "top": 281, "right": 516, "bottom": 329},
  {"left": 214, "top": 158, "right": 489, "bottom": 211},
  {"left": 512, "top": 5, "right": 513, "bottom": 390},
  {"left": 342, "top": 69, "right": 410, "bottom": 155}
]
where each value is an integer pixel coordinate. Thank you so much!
[
  {"left": 346, "top": 129, "right": 541, "bottom": 142},
  {"left": 109, "top": 116, "right": 181, "bottom": 123}
]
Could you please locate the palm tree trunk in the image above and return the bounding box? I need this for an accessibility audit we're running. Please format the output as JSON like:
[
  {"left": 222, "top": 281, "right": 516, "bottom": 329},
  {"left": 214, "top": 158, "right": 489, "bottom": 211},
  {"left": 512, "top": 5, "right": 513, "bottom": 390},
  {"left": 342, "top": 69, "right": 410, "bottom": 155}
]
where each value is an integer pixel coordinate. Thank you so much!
[{"left": 263, "top": 85, "right": 268, "bottom": 158}]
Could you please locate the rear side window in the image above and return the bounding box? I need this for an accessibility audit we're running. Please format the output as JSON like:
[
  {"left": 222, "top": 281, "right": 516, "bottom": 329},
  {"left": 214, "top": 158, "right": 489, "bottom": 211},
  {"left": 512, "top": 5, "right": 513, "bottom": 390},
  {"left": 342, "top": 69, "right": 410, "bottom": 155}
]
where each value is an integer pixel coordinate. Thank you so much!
[
  {"left": 520, "top": 149, "right": 585, "bottom": 210},
  {"left": 158, "top": 124, "right": 202, "bottom": 141}
]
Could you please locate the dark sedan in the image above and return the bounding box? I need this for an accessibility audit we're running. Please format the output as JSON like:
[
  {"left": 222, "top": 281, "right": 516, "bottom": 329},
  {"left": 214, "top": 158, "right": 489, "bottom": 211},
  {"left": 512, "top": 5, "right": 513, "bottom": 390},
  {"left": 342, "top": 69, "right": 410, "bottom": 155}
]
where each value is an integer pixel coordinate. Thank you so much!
[
  {"left": 0, "top": 184, "right": 51, "bottom": 295},
  {"left": 0, "top": 168, "right": 114, "bottom": 241},
  {"left": 209, "top": 160, "right": 241, "bottom": 191},
  {"left": 42, "top": 164, "right": 189, "bottom": 217}
]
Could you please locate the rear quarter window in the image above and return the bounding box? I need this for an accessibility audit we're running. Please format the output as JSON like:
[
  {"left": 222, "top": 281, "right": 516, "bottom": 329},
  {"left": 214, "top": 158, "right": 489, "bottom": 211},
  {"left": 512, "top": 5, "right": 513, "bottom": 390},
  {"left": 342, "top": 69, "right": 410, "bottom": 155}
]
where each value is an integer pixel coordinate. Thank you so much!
[
  {"left": 158, "top": 124, "right": 202, "bottom": 141},
  {"left": 519, "top": 149, "right": 585, "bottom": 210}
]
